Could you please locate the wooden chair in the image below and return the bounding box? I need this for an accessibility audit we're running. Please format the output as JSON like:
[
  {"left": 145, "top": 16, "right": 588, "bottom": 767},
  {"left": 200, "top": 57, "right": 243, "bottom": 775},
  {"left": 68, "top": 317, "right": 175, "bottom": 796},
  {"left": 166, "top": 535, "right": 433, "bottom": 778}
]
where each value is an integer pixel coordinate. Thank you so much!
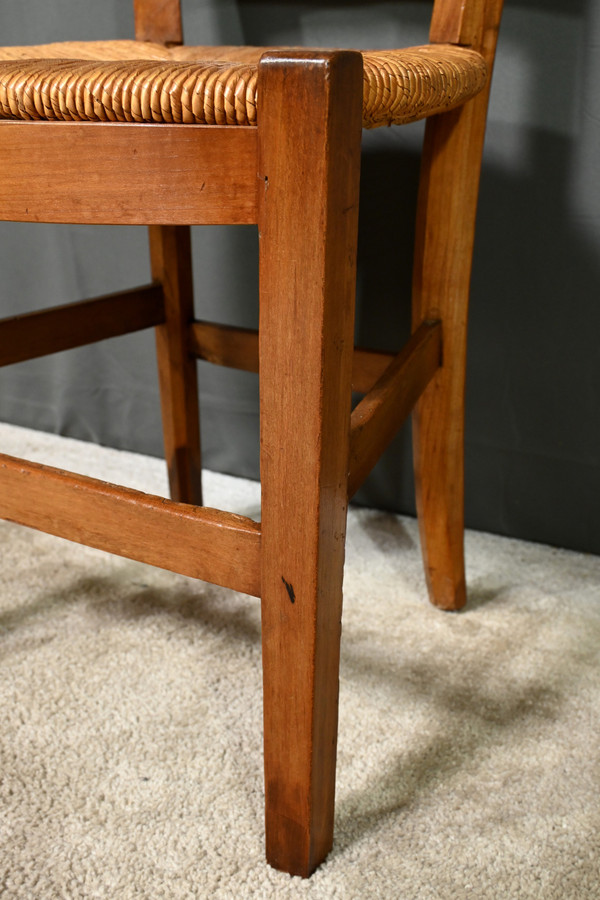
[{"left": 0, "top": 0, "right": 504, "bottom": 877}]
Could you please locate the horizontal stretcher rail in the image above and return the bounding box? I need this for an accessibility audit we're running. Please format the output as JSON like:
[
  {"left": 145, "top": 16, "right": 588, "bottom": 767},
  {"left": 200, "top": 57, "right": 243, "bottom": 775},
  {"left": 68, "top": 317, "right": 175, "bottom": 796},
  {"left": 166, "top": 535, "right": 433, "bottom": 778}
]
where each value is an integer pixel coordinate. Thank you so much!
[
  {"left": 0, "top": 284, "right": 164, "bottom": 367},
  {"left": 348, "top": 320, "right": 442, "bottom": 498},
  {"left": 190, "top": 319, "right": 396, "bottom": 394},
  {"left": 0, "top": 121, "right": 258, "bottom": 225},
  {"left": 0, "top": 453, "right": 262, "bottom": 597}
]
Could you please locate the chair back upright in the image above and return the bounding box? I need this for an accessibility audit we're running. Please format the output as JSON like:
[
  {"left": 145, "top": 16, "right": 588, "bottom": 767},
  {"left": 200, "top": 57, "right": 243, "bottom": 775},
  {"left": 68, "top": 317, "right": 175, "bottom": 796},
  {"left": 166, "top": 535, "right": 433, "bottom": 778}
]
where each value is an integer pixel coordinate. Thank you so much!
[
  {"left": 133, "top": 0, "right": 183, "bottom": 45},
  {"left": 431, "top": 0, "right": 504, "bottom": 64},
  {"left": 132, "top": 0, "right": 504, "bottom": 61}
]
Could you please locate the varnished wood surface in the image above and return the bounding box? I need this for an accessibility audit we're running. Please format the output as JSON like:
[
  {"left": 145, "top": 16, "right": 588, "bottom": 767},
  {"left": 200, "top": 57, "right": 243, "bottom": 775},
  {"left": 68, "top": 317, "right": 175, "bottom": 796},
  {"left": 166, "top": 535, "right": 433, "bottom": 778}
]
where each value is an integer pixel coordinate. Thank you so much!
[
  {"left": 151, "top": 225, "right": 203, "bottom": 505},
  {"left": 431, "top": 0, "right": 504, "bottom": 54},
  {"left": 0, "top": 122, "right": 258, "bottom": 225},
  {"left": 0, "top": 285, "right": 164, "bottom": 367},
  {"left": 133, "top": 0, "right": 183, "bottom": 46},
  {"left": 258, "top": 50, "right": 363, "bottom": 876},
  {"left": 412, "top": 0, "right": 505, "bottom": 610},
  {"left": 352, "top": 345, "right": 400, "bottom": 394},
  {"left": 0, "top": 453, "right": 261, "bottom": 596},
  {"left": 348, "top": 321, "right": 442, "bottom": 499},
  {"left": 430, "top": 0, "right": 479, "bottom": 44},
  {"left": 190, "top": 320, "right": 260, "bottom": 373},
  {"left": 189, "top": 319, "right": 396, "bottom": 393}
]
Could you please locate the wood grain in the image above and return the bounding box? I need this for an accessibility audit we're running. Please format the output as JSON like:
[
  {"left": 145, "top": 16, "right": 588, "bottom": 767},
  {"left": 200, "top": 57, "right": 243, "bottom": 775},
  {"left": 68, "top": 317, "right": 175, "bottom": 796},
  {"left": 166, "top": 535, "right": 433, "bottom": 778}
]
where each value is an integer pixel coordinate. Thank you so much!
[
  {"left": 151, "top": 225, "right": 203, "bottom": 505},
  {"left": 0, "top": 122, "right": 258, "bottom": 225},
  {"left": 412, "top": 0, "right": 505, "bottom": 610},
  {"left": 431, "top": 0, "right": 504, "bottom": 51},
  {"left": 0, "top": 453, "right": 261, "bottom": 596},
  {"left": 348, "top": 321, "right": 442, "bottom": 499},
  {"left": 0, "top": 284, "right": 164, "bottom": 367},
  {"left": 133, "top": 0, "right": 183, "bottom": 46},
  {"left": 258, "top": 50, "right": 363, "bottom": 876},
  {"left": 190, "top": 320, "right": 260, "bottom": 372},
  {"left": 189, "top": 319, "right": 396, "bottom": 393},
  {"left": 430, "top": 0, "right": 479, "bottom": 45}
]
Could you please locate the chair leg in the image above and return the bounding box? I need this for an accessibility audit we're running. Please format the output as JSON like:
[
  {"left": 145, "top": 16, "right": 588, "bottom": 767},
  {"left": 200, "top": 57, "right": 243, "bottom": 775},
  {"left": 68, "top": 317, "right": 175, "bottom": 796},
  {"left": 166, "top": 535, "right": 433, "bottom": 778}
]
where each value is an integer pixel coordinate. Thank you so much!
[
  {"left": 257, "top": 51, "right": 363, "bottom": 876},
  {"left": 412, "top": 348, "right": 468, "bottom": 611},
  {"left": 411, "top": 102, "right": 489, "bottom": 610},
  {"left": 150, "top": 224, "right": 202, "bottom": 505}
]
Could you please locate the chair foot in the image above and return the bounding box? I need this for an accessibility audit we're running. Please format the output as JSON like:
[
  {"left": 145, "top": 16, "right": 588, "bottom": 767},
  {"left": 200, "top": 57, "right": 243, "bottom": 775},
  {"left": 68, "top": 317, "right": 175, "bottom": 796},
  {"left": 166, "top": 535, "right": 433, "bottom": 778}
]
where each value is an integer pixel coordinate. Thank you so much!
[
  {"left": 424, "top": 566, "right": 467, "bottom": 611},
  {"left": 265, "top": 811, "right": 333, "bottom": 878},
  {"left": 412, "top": 370, "right": 467, "bottom": 612}
]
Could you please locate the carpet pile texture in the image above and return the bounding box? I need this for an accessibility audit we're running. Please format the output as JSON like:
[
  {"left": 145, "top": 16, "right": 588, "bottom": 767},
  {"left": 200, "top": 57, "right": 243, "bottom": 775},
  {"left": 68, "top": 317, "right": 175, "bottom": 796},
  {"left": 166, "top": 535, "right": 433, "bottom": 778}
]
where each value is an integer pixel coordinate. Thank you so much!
[{"left": 1, "top": 424, "right": 598, "bottom": 899}]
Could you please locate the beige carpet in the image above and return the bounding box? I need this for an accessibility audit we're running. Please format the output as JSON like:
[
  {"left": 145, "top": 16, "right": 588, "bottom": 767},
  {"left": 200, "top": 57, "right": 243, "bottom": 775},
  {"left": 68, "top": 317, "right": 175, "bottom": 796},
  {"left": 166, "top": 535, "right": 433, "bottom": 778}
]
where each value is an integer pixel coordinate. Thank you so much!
[{"left": 1, "top": 423, "right": 599, "bottom": 899}]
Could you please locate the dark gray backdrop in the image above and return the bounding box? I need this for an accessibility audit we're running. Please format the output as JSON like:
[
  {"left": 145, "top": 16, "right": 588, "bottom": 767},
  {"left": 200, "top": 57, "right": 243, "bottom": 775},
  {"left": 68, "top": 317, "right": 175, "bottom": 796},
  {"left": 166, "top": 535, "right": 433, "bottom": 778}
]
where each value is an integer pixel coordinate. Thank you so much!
[{"left": 1, "top": 1, "right": 599, "bottom": 555}]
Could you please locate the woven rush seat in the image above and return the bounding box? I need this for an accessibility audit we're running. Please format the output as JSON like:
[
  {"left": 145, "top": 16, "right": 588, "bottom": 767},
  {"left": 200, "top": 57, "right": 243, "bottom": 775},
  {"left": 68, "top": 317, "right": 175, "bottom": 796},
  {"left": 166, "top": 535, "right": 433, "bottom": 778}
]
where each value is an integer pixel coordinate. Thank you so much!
[{"left": 0, "top": 39, "right": 487, "bottom": 128}]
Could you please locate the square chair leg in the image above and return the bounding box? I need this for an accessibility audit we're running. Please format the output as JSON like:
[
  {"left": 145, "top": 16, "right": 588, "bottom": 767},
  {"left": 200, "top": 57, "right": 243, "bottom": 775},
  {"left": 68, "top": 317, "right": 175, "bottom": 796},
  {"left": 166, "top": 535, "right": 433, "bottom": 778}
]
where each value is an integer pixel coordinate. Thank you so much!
[
  {"left": 257, "top": 50, "right": 363, "bottom": 876},
  {"left": 151, "top": 224, "right": 203, "bottom": 506}
]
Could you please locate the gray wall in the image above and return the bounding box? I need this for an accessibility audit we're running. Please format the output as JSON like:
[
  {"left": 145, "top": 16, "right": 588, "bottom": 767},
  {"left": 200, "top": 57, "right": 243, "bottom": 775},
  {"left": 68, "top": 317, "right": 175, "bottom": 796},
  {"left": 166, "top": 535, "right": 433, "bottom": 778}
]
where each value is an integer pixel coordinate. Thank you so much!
[{"left": 1, "top": 1, "right": 599, "bottom": 554}]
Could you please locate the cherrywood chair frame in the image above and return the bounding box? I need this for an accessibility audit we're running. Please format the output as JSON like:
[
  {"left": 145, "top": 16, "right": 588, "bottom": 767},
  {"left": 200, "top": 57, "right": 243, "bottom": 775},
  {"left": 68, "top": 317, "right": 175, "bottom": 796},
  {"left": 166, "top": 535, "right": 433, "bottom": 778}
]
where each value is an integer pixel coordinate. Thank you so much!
[{"left": 0, "top": 0, "right": 504, "bottom": 877}]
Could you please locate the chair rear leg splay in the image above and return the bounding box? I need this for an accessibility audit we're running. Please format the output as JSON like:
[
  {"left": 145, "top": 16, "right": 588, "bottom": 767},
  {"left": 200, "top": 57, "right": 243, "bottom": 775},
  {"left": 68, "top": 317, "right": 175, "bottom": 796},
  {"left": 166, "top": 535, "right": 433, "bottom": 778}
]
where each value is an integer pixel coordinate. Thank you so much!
[{"left": 412, "top": 99, "right": 491, "bottom": 610}]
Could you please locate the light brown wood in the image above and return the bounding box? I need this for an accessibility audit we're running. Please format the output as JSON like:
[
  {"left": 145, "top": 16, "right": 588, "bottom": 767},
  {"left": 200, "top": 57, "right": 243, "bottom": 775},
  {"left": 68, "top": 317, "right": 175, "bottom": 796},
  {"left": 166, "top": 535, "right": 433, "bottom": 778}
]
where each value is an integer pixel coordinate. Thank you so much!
[
  {"left": 0, "top": 122, "right": 258, "bottom": 226},
  {"left": 352, "top": 345, "right": 399, "bottom": 394},
  {"left": 430, "top": 2, "right": 480, "bottom": 45},
  {"left": 151, "top": 225, "right": 202, "bottom": 505},
  {"left": 412, "top": 0, "right": 505, "bottom": 610},
  {"left": 0, "top": 453, "right": 261, "bottom": 596},
  {"left": 133, "top": 0, "right": 183, "bottom": 46},
  {"left": 348, "top": 321, "right": 442, "bottom": 499},
  {"left": 189, "top": 319, "right": 396, "bottom": 393},
  {"left": 190, "top": 320, "right": 260, "bottom": 372},
  {"left": 431, "top": 0, "right": 503, "bottom": 52},
  {"left": 258, "top": 50, "right": 363, "bottom": 877},
  {"left": 0, "top": 285, "right": 164, "bottom": 368}
]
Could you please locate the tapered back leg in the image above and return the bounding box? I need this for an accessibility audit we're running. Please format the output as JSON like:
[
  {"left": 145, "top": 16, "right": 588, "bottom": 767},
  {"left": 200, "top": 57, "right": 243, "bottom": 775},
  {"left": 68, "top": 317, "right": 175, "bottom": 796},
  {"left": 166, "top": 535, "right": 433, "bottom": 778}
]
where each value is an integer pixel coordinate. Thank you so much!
[
  {"left": 133, "top": 1, "right": 202, "bottom": 504},
  {"left": 412, "top": 0, "right": 504, "bottom": 609},
  {"left": 150, "top": 225, "right": 203, "bottom": 505}
]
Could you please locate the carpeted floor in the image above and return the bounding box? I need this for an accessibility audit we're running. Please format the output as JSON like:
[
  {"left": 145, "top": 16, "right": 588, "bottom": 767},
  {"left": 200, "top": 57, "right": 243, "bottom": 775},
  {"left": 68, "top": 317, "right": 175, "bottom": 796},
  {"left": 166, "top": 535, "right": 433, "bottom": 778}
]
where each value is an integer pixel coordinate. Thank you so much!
[{"left": 1, "top": 423, "right": 599, "bottom": 899}]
